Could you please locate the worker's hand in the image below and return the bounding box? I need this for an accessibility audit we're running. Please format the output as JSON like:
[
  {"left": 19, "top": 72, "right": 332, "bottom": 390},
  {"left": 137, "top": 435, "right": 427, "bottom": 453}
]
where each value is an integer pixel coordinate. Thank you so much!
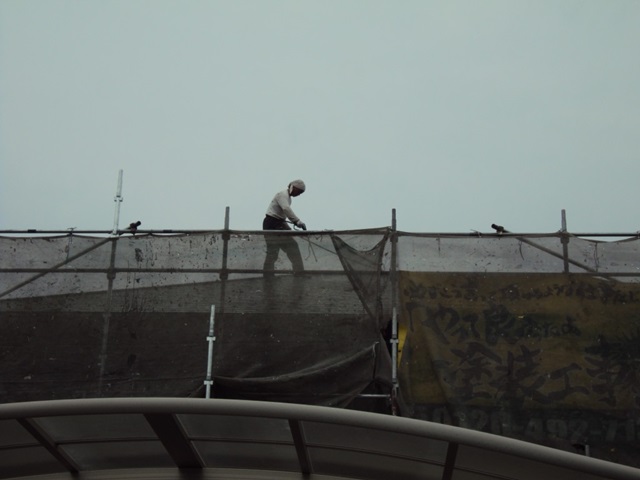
[{"left": 296, "top": 221, "right": 307, "bottom": 231}]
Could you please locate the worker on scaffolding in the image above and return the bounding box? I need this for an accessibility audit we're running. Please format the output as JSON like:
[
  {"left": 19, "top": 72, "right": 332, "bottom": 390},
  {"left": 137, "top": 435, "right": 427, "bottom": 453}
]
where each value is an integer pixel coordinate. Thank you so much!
[{"left": 262, "top": 179, "right": 307, "bottom": 277}]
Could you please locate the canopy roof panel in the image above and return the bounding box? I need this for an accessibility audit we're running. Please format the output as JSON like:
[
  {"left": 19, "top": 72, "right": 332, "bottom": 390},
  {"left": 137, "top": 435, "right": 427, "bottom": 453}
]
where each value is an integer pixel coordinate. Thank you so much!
[{"left": 0, "top": 397, "right": 638, "bottom": 480}]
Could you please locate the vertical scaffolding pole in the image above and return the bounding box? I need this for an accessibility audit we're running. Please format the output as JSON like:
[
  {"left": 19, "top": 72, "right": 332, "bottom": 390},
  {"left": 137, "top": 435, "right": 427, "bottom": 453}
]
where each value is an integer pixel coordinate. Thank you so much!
[
  {"left": 204, "top": 305, "right": 216, "bottom": 399},
  {"left": 98, "top": 238, "right": 118, "bottom": 395},
  {"left": 212, "top": 207, "right": 230, "bottom": 397},
  {"left": 561, "top": 209, "right": 570, "bottom": 273},
  {"left": 391, "top": 307, "right": 398, "bottom": 390},
  {"left": 219, "top": 207, "right": 230, "bottom": 307},
  {"left": 102, "top": 169, "right": 123, "bottom": 387},
  {"left": 390, "top": 209, "right": 399, "bottom": 414}
]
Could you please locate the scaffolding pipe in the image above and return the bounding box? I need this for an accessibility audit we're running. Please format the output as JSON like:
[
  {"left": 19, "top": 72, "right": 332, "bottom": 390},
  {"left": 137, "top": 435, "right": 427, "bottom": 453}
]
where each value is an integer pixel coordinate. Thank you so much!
[
  {"left": 391, "top": 306, "right": 398, "bottom": 391},
  {"left": 2, "top": 229, "right": 639, "bottom": 239},
  {"left": 390, "top": 209, "right": 399, "bottom": 410},
  {"left": 98, "top": 238, "right": 118, "bottom": 395},
  {"left": 561, "top": 209, "right": 570, "bottom": 273},
  {"left": 218, "top": 207, "right": 230, "bottom": 310},
  {"left": 204, "top": 304, "right": 216, "bottom": 399}
]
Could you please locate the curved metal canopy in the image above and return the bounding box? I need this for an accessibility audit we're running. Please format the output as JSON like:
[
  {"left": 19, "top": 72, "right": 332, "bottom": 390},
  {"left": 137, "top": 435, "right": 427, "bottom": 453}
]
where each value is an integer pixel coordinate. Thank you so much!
[{"left": 0, "top": 397, "right": 637, "bottom": 480}]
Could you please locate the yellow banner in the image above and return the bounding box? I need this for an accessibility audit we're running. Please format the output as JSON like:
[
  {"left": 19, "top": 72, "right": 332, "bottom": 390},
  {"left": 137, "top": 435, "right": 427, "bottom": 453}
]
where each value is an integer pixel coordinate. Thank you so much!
[{"left": 399, "top": 273, "right": 640, "bottom": 412}]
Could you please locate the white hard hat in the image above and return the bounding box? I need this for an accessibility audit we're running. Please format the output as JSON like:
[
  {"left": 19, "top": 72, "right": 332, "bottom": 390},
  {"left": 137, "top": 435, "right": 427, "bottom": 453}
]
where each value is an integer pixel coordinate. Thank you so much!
[{"left": 288, "top": 179, "right": 306, "bottom": 192}]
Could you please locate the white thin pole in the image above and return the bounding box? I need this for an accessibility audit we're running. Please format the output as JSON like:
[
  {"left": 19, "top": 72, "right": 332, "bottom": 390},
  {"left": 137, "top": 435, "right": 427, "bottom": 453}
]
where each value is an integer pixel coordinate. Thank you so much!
[
  {"left": 205, "top": 304, "right": 216, "bottom": 398},
  {"left": 391, "top": 306, "right": 398, "bottom": 391},
  {"left": 111, "top": 170, "right": 124, "bottom": 235}
]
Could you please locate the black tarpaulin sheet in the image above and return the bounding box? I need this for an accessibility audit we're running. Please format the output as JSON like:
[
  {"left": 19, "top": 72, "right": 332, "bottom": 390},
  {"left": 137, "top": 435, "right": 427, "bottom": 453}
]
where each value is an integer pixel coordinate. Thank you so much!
[
  {"left": 214, "top": 343, "right": 387, "bottom": 407},
  {"left": 331, "top": 233, "right": 389, "bottom": 324}
]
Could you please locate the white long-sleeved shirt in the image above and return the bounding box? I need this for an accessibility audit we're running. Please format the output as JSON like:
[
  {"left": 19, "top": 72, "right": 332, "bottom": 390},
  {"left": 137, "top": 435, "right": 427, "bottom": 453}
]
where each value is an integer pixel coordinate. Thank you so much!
[{"left": 265, "top": 189, "right": 301, "bottom": 223}]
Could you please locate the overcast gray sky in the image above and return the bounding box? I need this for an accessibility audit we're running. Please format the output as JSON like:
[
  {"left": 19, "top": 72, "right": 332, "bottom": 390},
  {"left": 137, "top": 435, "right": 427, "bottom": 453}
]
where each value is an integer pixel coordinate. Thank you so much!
[{"left": 1, "top": 1, "right": 639, "bottom": 234}]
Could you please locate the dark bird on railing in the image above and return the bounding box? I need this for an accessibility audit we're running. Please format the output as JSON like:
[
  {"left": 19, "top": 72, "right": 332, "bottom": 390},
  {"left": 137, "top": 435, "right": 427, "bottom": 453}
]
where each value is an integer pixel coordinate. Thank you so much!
[
  {"left": 120, "top": 221, "right": 141, "bottom": 236},
  {"left": 128, "top": 221, "right": 141, "bottom": 232},
  {"left": 491, "top": 223, "right": 506, "bottom": 235}
]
